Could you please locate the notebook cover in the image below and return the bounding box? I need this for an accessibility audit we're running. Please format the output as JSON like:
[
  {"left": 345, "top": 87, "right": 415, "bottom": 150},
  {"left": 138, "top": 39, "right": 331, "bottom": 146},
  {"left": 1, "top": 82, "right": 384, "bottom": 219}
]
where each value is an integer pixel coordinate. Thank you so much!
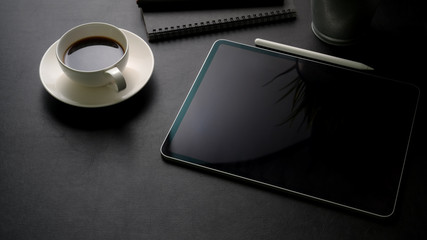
[
  {"left": 137, "top": 0, "right": 284, "bottom": 11},
  {"left": 138, "top": 0, "right": 296, "bottom": 41}
]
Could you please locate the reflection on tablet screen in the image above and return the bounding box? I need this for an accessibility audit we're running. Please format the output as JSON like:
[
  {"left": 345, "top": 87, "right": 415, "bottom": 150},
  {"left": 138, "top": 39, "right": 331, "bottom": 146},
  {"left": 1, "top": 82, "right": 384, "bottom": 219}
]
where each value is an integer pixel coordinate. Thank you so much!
[{"left": 161, "top": 40, "right": 419, "bottom": 217}]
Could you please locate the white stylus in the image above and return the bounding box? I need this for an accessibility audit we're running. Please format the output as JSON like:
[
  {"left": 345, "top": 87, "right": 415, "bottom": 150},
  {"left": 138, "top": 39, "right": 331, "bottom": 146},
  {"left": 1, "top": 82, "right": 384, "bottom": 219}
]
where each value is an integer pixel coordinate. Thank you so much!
[{"left": 254, "top": 38, "right": 374, "bottom": 71}]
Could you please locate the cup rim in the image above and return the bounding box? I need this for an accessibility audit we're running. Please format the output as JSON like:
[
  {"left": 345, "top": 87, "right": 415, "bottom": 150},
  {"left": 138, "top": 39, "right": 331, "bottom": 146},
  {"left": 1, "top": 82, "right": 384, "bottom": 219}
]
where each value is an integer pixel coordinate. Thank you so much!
[{"left": 55, "top": 22, "right": 129, "bottom": 73}]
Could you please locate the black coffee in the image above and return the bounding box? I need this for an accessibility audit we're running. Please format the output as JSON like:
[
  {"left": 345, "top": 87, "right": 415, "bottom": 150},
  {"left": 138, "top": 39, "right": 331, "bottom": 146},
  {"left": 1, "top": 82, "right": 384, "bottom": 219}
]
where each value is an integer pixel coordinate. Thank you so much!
[{"left": 63, "top": 37, "right": 124, "bottom": 71}]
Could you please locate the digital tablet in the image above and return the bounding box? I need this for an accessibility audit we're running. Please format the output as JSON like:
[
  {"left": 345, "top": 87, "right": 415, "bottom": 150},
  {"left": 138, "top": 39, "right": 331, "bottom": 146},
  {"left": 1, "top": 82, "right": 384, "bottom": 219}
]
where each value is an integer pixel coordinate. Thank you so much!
[{"left": 161, "top": 40, "right": 419, "bottom": 217}]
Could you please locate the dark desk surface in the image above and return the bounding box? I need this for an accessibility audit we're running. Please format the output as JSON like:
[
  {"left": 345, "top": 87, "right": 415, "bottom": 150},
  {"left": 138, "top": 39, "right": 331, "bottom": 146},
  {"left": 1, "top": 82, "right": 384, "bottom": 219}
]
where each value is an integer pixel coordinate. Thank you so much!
[{"left": 1, "top": 0, "right": 426, "bottom": 239}]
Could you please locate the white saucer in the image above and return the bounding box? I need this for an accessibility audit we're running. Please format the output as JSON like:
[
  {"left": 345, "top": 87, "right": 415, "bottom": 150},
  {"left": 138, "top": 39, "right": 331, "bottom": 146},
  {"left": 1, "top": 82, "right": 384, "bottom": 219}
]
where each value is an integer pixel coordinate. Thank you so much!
[{"left": 39, "top": 29, "right": 154, "bottom": 108}]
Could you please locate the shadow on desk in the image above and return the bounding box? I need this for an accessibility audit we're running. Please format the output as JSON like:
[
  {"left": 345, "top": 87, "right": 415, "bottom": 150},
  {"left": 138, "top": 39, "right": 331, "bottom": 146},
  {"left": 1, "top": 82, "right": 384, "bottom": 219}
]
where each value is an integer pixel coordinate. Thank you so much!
[{"left": 42, "top": 77, "right": 156, "bottom": 130}]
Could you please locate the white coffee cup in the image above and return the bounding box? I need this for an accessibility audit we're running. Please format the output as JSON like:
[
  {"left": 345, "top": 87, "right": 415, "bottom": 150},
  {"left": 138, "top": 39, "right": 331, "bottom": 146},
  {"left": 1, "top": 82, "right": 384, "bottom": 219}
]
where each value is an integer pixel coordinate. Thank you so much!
[{"left": 56, "top": 22, "right": 129, "bottom": 91}]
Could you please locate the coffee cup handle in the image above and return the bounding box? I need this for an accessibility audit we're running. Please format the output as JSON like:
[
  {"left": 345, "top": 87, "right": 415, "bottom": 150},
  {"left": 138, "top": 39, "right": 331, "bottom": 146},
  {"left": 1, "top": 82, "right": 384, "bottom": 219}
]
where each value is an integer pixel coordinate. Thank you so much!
[{"left": 105, "top": 67, "right": 127, "bottom": 92}]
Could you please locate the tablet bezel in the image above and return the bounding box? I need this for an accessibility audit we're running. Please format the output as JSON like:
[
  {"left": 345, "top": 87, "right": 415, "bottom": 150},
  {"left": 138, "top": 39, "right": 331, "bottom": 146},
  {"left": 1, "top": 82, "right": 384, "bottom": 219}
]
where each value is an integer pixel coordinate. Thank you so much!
[{"left": 160, "top": 39, "right": 420, "bottom": 218}]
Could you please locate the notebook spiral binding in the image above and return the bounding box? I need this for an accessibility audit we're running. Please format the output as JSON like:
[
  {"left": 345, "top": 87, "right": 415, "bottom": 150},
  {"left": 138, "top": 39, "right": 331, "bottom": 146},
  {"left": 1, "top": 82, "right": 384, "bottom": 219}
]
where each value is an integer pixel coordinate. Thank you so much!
[{"left": 148, "top": 9, "right": 296, "bottom": 41}]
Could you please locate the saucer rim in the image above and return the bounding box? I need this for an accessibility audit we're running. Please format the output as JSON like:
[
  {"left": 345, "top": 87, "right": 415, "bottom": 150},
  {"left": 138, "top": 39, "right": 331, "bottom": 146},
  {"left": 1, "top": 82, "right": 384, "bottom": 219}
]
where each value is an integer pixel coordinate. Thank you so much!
[{"left": 39, "top": 29, "right": 154, "bottom": 108}]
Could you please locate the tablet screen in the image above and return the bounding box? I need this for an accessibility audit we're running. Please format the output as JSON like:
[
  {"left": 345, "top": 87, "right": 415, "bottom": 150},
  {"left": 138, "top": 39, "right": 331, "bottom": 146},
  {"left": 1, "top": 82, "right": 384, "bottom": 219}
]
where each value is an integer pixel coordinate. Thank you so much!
[{"left": 161, "top": 40, "right": 419, "bottom": 217}]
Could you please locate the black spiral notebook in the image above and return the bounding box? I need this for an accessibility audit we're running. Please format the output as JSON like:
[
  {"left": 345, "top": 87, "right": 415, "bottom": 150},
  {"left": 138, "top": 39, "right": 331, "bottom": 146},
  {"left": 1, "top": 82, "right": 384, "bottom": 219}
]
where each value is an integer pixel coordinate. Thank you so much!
[
  {"left": 137, "top": 0, "right": 296, "bottom": 41},
  {"left": 137, "top": 0, "right": 285, "bottom": 11}
]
